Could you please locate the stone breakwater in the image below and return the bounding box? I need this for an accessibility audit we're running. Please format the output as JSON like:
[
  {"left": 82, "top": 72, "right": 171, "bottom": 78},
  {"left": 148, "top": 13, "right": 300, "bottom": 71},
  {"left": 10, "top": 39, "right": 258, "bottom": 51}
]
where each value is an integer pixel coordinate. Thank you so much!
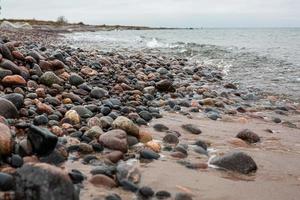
[{"left": 0, "top": 30, "right": 299, "bottom": 200}]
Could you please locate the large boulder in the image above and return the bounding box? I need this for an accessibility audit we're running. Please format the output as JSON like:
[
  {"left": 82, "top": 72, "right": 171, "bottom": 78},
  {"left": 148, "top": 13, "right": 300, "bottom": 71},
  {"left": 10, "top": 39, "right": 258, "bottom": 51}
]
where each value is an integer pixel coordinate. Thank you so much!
[
  {"left": 210, "top": 151, "right": 257, "bottom": 174},
  {"left": 15, "top": 163, "right": 78, "bottom": 200}
]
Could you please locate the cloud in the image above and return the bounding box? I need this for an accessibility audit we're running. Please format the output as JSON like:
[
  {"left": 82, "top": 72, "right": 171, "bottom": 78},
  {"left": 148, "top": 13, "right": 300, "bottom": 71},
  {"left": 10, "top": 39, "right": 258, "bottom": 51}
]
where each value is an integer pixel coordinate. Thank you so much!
[{"left": 1, "top": 0, "right": 300, "bottom": 27}]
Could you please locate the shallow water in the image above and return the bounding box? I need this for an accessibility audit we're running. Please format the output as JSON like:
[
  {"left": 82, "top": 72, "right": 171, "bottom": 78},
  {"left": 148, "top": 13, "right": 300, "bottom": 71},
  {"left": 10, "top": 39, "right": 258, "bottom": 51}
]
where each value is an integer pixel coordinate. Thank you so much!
[{"left": 65, "top": 28, "right": 300, "bottom": 100}]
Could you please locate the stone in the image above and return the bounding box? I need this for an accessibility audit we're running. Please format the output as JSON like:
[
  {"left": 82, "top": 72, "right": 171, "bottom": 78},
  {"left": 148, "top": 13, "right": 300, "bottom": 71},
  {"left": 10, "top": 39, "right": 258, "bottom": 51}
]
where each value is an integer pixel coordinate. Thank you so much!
[
  {"left": 138, "top": 186, "right": 154, "bottom": 198},
  {"left": 139, "top": 130, "right": 153, "bottom": 143},
  {"left": 33, "top": 115, "right": 49, "bottom": 126},
  {"left": 145, "top": 141, "right": 161, "bottom": 153},
  {"left": 139, "top": 111, "right": 153, "bottom": 122},
  {"left": 11, "top": 154, "right": 24, "bottom": 168},
  {"left": 90, "top": 165, "right": 116, "bottom": 177},
  {"left": 99, "top": 116, "right": 114, "bottom": 129},
  {"left": 71, "top": 106, "right": 93, "bottom": 118},
  {"left": 40, "top": 71, "right": 62, "bottom": 86},
  {"left": 0, "top": 44, "right": 13, "bottom": 61},
  {"left": 112, "top": 116, "right": 139, "bottom": 137},
  {"left": 0, "top": 122, "right": 13, "bottom": 156},
  {"left": 99, "top": 129, "right": 128, "bottom": 152},
  {"left": 2, "top": 93, "right": 24, "bottom": 109},
  {"left": 0, "top": 58, "right": 22, "bottom": 75},
  {"left": 15, "top": 163, "right": 78, "bottom": 200},
  {"left": 89, "top": 175, "right": 117, "bottom": 188},
  {"left": 68, "top": 169, "right": 84, "bottom": 184},
  {"left": 28, "top": 125, "right": 58, "bottom": 156},
  {"left": 90, "top": 87, "right": 108, "bottom": 99},
  {"left": 2, "top": 75, "right": 26, "bottom": 85},
  {"left": 156, "top": 79, "right": 175, "bottom": 92},
  {"left": 236, "top": 129, "right": 260, "bottom": 143},
  {"left": 85, "top": 126, "right": 103, "bottom": 139},
  {"left": 0, "top": 172, "right": 14, "bottom": 191},
  {"left": 65, "top": 110, "right": 81, "bottom": 124},
  {"left": 156, "top": 190, "right": 171, "bottom": 199},
  {"left": 80, "top": 66, "right": 97, "bottom": 76},
  {"left": 105, "top": 151, "right": 124, "bottom": 163},
  {"left": 0, "top": 68, "right": 12, "bottom": 79},
  {"left": 194, "top": 140, "right": 208, "bottom": 150},
  {"left": 0, "top": 97, "right": 19, "bottom": 118},
  {"left": 116, "top": 161, "right": 141, "bottom": 184},
  {"left": 210, "top": 151, "right": 257, "bottom": 174},
  {"left": 163, "top": 134, "right": 179, "bottom": 144},
  {"left": 105, "top": 194, "right": 122, "bottom": 200},
  {"left": 140, "top": 149, "right": 160, "bottom": 160},
  {"left": 153, "top": 124, "right": 169, "bottom": 132},
  {"left": 181, "top": 124, "right": 202, "bottom": 134},
  {"left": 69, "top": 73, "right": 84, "bottom": 86},
  {"left": 119, "top": 179, "right": 139, "bottom": 192}
]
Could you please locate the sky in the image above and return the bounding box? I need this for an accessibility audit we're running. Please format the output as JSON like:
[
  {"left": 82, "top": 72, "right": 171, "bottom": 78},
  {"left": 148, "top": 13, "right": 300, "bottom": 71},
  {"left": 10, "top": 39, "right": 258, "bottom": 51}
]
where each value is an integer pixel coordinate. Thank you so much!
[{"left": 1, "top": 0, "right": 300, "bottom": 27}]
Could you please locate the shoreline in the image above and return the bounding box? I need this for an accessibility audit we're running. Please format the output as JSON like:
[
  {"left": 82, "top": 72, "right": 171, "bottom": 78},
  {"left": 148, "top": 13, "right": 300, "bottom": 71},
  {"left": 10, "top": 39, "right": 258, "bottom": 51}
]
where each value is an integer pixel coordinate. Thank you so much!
[{"left": 0, "top": 29, "right": 299, "bottom": 200}]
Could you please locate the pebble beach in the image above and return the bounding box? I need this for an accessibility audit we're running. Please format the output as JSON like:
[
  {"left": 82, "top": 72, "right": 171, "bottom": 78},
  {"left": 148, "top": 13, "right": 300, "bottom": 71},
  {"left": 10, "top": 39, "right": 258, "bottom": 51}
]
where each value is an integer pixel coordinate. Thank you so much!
[{"left": 0, "top": 28, "right": 299, "bottom": 200}]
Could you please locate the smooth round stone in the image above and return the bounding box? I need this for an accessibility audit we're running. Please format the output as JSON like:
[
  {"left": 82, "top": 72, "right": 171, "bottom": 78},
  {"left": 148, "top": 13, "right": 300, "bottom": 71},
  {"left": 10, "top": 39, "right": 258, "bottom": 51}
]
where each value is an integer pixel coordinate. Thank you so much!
[
  {"left": 101, "top": 106, "right": 111, "bottom": 116},
  {"left": 273, "top": 117, "right": 281, "bottom": 123},
  {"left": 236, "top": 129, "right": 260, "bottom": 144},
  {"left": 139, "top": 111, "right": 153, "bottom": 122},
  {"left": 156, "top": 190, "right": 171, "bottom": 199},
  {"left": 33, "top": 115, "right": 49, "bottom": 125},
  {"left": 127, "top": 135, "right": 139, "bottom": 146},
  {"left": 90, "top": 165, "right": 116, "bottom": 178},
  {"left": 138, "top": 186, "right": 154, "bottom": 198},
  {"left": 140, "top": 149, "right": 160, "bottom": 160},
  {"left": 136, "top": 117, "right": 147, "bottom": 125},
  {"left": 181, "top": 124, "right": 202, "bottom": 135},
  {"left": 175, "top": 193, "right": 193, "bottom": 200},
  {"left": 2, "top": 93, "right": 24, "bottom": 109},
  {"left": 163, "top": 134, "right": 179, "bottom": 144},
  {"left": 119, "top": 179, "right": 139, "bottom": 192},
  {"left": 90, "top": 87, "right": 108, "bottom": 99},
  {"left": 0, "top": 172, "right": 14, "bottom": 191},
  {"left": 0, "top": 97, "right": 19, "bottom": 118},
  {"left": 194, "top": 140, "right": 208, "bottom": 150},
  {"left": 89, "top": 175, "right": 117, "bottom": 188},
  {"left": 69, "top": 73, "right": 84, "bottom": 86},
  {"left": 153, "top": 124, "right": 169, "bottom": 132},
  {"left": 11, "top": 154, "right": 24, "bottom": 168}
]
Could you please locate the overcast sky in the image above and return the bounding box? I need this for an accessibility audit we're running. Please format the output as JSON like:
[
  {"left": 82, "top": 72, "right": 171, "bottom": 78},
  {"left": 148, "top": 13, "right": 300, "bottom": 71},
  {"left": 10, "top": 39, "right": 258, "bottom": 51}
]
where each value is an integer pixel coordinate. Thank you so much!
[{"left": 1, "top": 0, "right": 300, "bottom": 27}]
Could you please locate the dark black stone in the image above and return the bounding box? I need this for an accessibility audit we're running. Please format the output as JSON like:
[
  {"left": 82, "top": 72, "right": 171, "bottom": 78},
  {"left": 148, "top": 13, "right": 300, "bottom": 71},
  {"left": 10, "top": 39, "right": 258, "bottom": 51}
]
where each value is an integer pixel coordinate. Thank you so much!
[
  {"left": 138, "top": 186, "right": 154, "bottom": 198},
  {"left": 194, "top": 140, "right": 208, "bottom": 150},
  {"left": 69, "top": 169, "right": 84, "bottom": 184},
  {"left": 0, "top": 172, "right": 14, "bottom": 191},
  {"left": 153, "top": 124, "right": 169, "bottom": 132},
  {"left": 140, "top": 149, "right": 160, "bottom": 160},
  {"left": 2, "top": 93, "right": 24, "bottom": 109},
  {"left": 139, "top": 111, "right": 153, "bottom": 122},
  {"left": 181, "top": 124, "right": 202, "bottom": 135},
  {"left": 156, "top": 190, "right": 171, "bottom": 199},
  {"left": 119, "top": 179, "right": 139, "bottom": 192},
  {"left": 90, "top": 165, "right": 116, "bottom": 178},
  {"left": 101, "top": 106, "right": 111, "bottom": 116},
  {"left": 11, "top": 154, "right": 24, "bottom": 168},
  {"left": 28, "top": 125, "right": 58, "bottom": 156},
  {"left": 105, "top": 193, "right": 122, "bottom": 200},
  {"left": 33, "top": 115, "right": 49, "bottom": 126}
]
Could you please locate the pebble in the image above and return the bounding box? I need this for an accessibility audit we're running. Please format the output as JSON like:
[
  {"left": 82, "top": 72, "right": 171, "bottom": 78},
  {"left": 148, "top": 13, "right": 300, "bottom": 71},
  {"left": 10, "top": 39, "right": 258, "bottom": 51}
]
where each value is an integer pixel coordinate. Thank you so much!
[
  {"left": 89, "top": 174, "right": 117, "bottom": 188},
  {"left": 99, "top": 129, "right": 128, "bottom": 152},
  {"left": 181, "top": 124, "right": 202, "bottom": 134},
  {"left": 236, "top": 129, "right": 260, "bottom": 143},
  {"left": 140, "top": 149, "right": 160, "bottom": 160}
]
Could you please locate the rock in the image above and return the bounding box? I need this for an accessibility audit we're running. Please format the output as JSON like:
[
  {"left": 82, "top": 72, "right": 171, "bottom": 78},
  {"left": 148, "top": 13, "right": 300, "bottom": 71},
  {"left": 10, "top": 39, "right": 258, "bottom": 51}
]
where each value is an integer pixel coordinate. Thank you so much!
[
  {"left": 65, "top": 110, "right": 80, "bottom": 124},
  {"left": 127, "top": 135, "right": 139, "bottom": 146},
  {"left": 112, "top": 116, "right": 139, "bottom": 137},
  {"left": 139, "top": 111, "right": 153, "bottom": 122},
  {"left": 28, "top": 125, "right": 58, "bottom": 156},
  {"left": 2, "top": 75, "right": 26, "bottom": 86},
  {"left": 15, "top": 163, "right": 78, "bottom": 200},
  {"left": 11, "top": 154, "right": 24, "bottom": 168},
  {"left": 175, "top": 193, "right": 193, "bottom": 200},
  {"left": 90, "top": 165, "right": 116, "bottom": 178},
  {"left": 143, "top": 86, "right": 156, "bottom": 95},
  {"left": 33, "top": 115, "right": 49, "bottom": 126},
  {"left": 71, "top": 106, "right": 93, "bottom": 118},
  {"left": 138, "top": 186, "right": 154, "bottom": 198},
  {"left": 0, "top": 97, "right": 18, "bottom": 118},
  {"left": 156, "top": 190, "right": 171, "bottom": 199},
  {"left": 0, "top": 172, "right": 14, "bottom": 191},
  {"left": 116, "top": 161, "right": 141, "bottom": 184},
  {"left": 0, "top": 122, "right": 13, "bottom": 156},
  {"left": 0, "top": 58, "right": 22, "bottom": 75},
  {"left": 139, "top": 130, "right": 153, "bottom": 143},
  {"left": 99, "top": 129, "right": 128, "bottom": 152},
  {"left": 69, "top": 73, "right": 84, "bottom": 86},
  {"left": 2, "top": 93, "right": 24, "bottom": 109},
  {"left": 105, "top": 151, "right": 123, "bottom": 163},
  {"left": 80, "top": 66, "right": 97, "bottom": 76},
  {"left": 181, "top": 124, "right": 202, "bottom": 134},
  {"left": 0, "top": 44, "right": 13, "bottom": 61},
  {"left": 193, "top": 146, "right": 208, "bottom": 156},
  {"left": 105, "top": 194, "right": 122, "bottom": 200},
  {"left": 89, "top": 174, "right": 117, "bottom": 188},
  {"left": 145, "top": 141, "right": 161, "bottom": 153},
  {"left": 119, "top": 179, "right": 139, "bottom": 192},
  {"left": 140, "top": 149, "right": 160, "bottom": 160},
  {"left": 273, "top": 117, "right": 281, "bottom": 123},
  {"left": 236, "top": 129, "right": 260, "bottom": 143},
  {"left": 153, "top": 124, "right": 169, "bottom": 132},
  {"left": 68, "top": 169, "right": 84, "bottom": 184},
  {"left": 194, "top": 140, "right": 208, "bottom": 150},
  {"left": 85, "top": 126, "right": 103, "bottom": 139},
  {"left": 99, "top": 116, "right": 114, "bottom": 129},
  {"left": 163, "top": 134, "right": 179, "bottom": 144},
  {"left": 210, "top": 151, "right": 257, "bottom": 174},
  {"left": 0, "top": 68, "right": 13, "bottom": 79},
  {"left": 40, "top": 71, "right": 62, "bottom": 86},
  {"left": 156, "top": 80, "right": 175, "bottom": 92},
  {"left": 90, "top": 87, "right": 108, "bottom": 99}
]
